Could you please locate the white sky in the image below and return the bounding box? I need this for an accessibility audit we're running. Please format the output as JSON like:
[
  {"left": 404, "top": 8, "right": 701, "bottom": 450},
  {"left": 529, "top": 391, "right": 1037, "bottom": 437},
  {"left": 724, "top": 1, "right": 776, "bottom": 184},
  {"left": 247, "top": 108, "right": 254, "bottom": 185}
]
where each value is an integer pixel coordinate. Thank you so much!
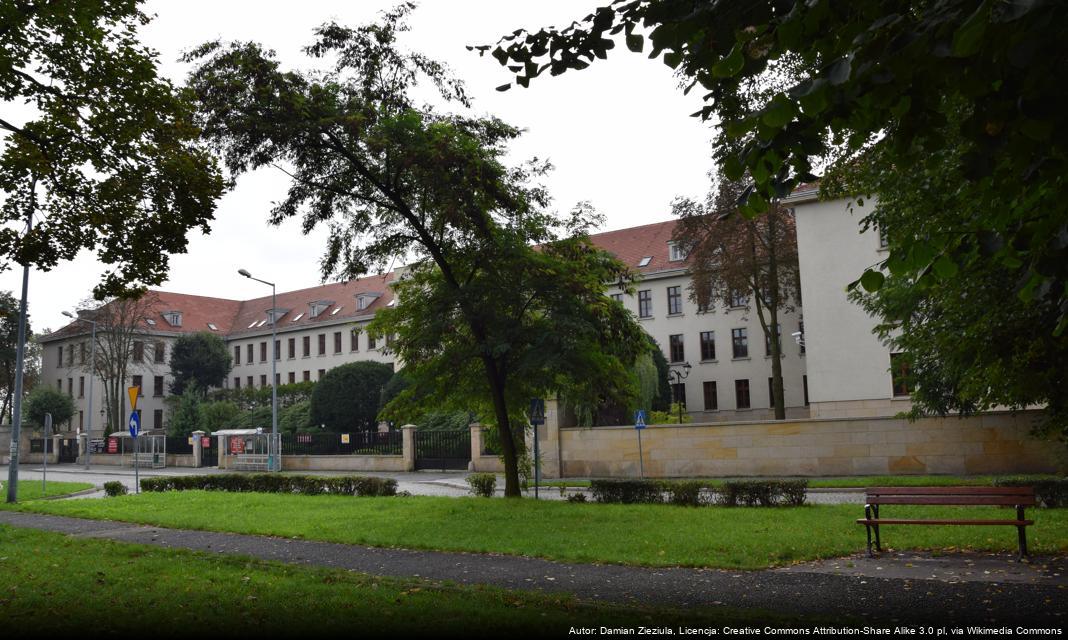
[{"left": 2, "top": 0, "right": 715, "bottom": 332}]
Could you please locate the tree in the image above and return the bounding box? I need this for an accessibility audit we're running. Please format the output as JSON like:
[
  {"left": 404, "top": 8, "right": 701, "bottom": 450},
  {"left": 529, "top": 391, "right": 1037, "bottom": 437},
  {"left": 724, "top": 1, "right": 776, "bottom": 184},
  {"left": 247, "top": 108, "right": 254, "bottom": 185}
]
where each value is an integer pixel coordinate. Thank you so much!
[
  {"left": 199, "top": 400, "right": 241, "bottom": 433},
  {"left": 672, "top": 173, "right": 800, "bottom": 419},
  {"left": 309, "top": 361, "right": 394, "bottom": 432},
  {"left": 0, "top": 290, "right": 30, "bottom": 422},
  {"left": 166, "top": 383, "right": 202, "bottom": 437},
  {"left": 169, "top": 331, "right": 232, "bottom": 396},
  {"left": 75, "top": 292, "right": 164, "bottom": 434},
  {"left": 184, "top": 4, "right": 646, "bottom": 496},
  {"left": 482, "top": 1, "right": 1068, "bottom": 336},
  {"left": 0, "top": 0, "right": 225, "bottom": 297},
  {"left": 23, "top": 386, "right": 74, "bottom": 431}
]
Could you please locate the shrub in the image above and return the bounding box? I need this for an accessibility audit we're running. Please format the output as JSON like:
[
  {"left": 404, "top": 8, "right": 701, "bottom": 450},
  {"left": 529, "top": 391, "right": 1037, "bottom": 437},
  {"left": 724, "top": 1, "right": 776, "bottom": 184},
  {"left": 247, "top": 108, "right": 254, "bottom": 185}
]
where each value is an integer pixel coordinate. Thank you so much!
[
  {"left": 24, "top": 386, "right": 75, "bottom": 431},
  {"left": 139, "top": 474, "right": 396, "bottom": 497},
  {"left": 661, "top": 480, "right": 707, "bottom": 507},
  {"left": 199, "top": 400, "right": 242, "bottom": 432},
  {"left": 310, "top": 362, "right": 394, "bottom": 431},
  {"left": 466, "top": 473, "right": 497, "bottom": 497},
  {"left": 590, "top": 479, "right": 663, "bottom": 504},
  {"left": 566, "top": 492, "right": 588, "bottom": 503},
  {"left": 103, "top": 481, "right": 127, "bottom": 497},
  {"left": 994, "top": 477, "right": 1068, "bottom": 508},
  {"left": 716, "top": 480, "right": 808, "bottom": 507}
]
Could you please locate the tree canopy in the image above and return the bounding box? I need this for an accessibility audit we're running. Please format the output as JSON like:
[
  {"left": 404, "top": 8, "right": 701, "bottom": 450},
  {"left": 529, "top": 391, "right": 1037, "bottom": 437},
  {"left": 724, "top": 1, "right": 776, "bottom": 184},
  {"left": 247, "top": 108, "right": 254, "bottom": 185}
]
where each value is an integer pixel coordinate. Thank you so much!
[
  {"left": 169, "top": 331, "right": 232, "bottom": 396},
  {"left": 482, "top": 1, "right": 1068, "bottom": 336},
  {"left": 309, "top": 361, "right": 394, "bottom": 432},
  {"left": 0, "top": 0, "right": 224, "bottom": 296},
  {"left": 24, "top": 385, "right": 74, "bottom": 431},
  {"left": 184, "top": 3, "right": 648, "bottom": 495}
]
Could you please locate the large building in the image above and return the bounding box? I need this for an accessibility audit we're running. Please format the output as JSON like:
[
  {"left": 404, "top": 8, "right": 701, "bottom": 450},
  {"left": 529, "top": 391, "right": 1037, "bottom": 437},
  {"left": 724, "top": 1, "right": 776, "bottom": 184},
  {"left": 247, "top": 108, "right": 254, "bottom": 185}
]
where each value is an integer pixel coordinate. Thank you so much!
[{"left": 39, "top": 197, "right": 900, "bottom": 437}]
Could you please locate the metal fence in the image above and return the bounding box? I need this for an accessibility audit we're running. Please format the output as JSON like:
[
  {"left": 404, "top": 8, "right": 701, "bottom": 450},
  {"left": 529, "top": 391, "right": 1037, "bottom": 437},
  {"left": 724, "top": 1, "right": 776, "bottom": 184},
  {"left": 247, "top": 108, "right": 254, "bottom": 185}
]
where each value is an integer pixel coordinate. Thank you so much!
[
  {"left": 29, "top": 438, "right": 53, "bottom": 453},
  {"left": 165, "top": 436, "right": 194, "bottom": 455},
  {"left": 280, "top": 431, "right": 403, "bottom": 456}
]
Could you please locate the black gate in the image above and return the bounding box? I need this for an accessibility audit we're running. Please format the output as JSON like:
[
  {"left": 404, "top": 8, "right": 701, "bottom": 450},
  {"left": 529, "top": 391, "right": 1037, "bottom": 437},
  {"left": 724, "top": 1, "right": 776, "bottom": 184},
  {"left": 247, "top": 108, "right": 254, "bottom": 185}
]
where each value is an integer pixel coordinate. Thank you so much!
[
  {"left": 199, "top": 435, "right": 218, "bottom": 467},
  {"left": 414, "top": 429, "right": 471, "bottom": 471},
  {"left": 58, "top": 439, "right": 78, "bottom": 463}
]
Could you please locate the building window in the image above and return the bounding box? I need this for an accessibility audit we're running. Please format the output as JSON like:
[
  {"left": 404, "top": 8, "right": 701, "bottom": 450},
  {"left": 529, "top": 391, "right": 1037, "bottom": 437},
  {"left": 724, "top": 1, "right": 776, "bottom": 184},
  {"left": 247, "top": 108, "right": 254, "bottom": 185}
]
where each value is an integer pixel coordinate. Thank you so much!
[
  {"left": 57, "top": 345, "right": 63, "bottom": 367},
  {"left": 67, "top": 377, "right": 73, "bottom": 396},
  {"left": 131, "top": 375, "right": 143, "bottom": 396},
  {"left": 234, "top": 346, "right": 241, "bottom": 366},
  {"left": 350, "top": 329, "right": 359, "bottom": 351},
  {"left": 68, "top": 346, "right": 74, "bottom": 366},
  {"left": 318, "top": 369, "right": 326, "bottom": 380},
  {"left": 878, "top": 227, "right": 889, "bottom": 249},
  {"left": 667, "top": 286, "right": 682, "bottom": 315},
  {"left": 668, "top": 242, "right": 687, "bottom": 262},
  {"left": 247, "top": 376, "right": 253, "bottom": 389},
  {"left": 891, "top": 353, "right": 911, "bottom": 397},
  {"left": 671, "top": 382, "right": 686, "bottom": 409},
  {"left": 80, "top": 342, "right": 87, "bottom": 365},
  {"left": 288, "top": 372, "right": 295, "bottom": 384},
  {"left": 668, "top": 334, "right": 685, "bottom": 363},
  {"left": 609, "top": 293, "right": 622, "bottom": 304},
  {"left": 78, "top": 376, "right": 85, "bottom": 398},
  {"left": 302, "top": 336, "right": 310, "bottom": 357},
  {"left": 334, "top": 331, "right": 342, "bottom": 354},
  {"left": 259, "top": 341, "right": 267, "bottom": 362},
  {"left": 79, "top": 411, "right": 83, "bottom": 431},
  {"left": 638, "top": 290, "right": 652, "bottom": 318},
  {"left": 317, "top": 333, "right": 326, "bottom": 356},
  {"left": 798, "top": 319, "right": 805, "bottom": 355},
  {"left": 275, "top": 340, "right": 281, "bottom": 361},
  {"left": 703, "top": 381, "right": 717, "bottom": 411},
  {"left": 234, "top": 377, "right": 241, "bottom": 389},
  {"left": 729, "top": 289, "right": 748, "bottom": 308},
  {"left": 700, "top": 331, "right": 716, "bottom": 361},
  {"left": 56, "top": 379, "right": 61, "bottom": 391},
  {"left": 735, "top": 379, "right": 751, "bottom": 409},
  {"left": 288, "top": 337, "right": 296, "bottom": 359},
  {"left": 153, "top": 409, "right": 163, "bottom": 430},
  {"left": 731, "top": 328, "right": 748, "bottom": 359},
  {"left": 765, "top": 324, "right": 781, "bottom": 356},
  {"left": 260, "top": 374, "right": 267, "bottom": 388},
  {"left": 803, "top": 375, "right": 809, "bottom": 406},
  {"left": 302, "top": 370, "right": 310, "bottom": 382},
  {"left": 368, "top": 334, "right": 377, "bottom": 350},
  {"left": 154, "top": 341, "right": 165, "bottom": 364},
  {"left": 275, "top": 373, "right": 280, "bottom": 386},
  {"left": 153, "top": 376, "right": 164, "bottom": 397},
  {"left": 132, "top": 341, "right": 144, "bottom": 363},
  {"left": 246, "top": 344, "right": 253, "bottom": 364}
]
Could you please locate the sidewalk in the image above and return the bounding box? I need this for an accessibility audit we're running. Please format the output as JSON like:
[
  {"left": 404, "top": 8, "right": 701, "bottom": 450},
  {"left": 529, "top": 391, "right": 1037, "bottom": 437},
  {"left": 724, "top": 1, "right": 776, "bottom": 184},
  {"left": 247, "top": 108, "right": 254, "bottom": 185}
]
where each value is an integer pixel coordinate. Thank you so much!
[{"left": 0, "top": 510, "right": 1063, "bottom": 625}]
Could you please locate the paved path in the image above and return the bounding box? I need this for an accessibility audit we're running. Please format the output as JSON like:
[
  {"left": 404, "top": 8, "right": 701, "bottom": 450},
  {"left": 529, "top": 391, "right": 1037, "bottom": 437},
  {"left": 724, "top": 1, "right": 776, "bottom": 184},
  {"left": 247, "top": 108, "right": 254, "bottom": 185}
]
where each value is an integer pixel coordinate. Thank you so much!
[{"left": 0, "top": 511, "right": 1063, "bottom": 625}]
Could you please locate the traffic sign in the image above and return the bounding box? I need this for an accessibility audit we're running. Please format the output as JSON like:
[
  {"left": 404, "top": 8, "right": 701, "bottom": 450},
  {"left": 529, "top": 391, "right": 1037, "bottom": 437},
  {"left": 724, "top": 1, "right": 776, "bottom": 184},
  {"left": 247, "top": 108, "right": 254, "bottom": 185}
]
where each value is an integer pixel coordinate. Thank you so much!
[
  {"left": 529, "top": 398, "right": 545, "bottom": 425},
  {"left": 127, "top": 386, "right": 140, "bottom": 411},
  {"left": 128, "top": 411, "right": 141, "bottom": 438},
  {"left": 634, "top": 409, "right": 647, "bottom": 430}
]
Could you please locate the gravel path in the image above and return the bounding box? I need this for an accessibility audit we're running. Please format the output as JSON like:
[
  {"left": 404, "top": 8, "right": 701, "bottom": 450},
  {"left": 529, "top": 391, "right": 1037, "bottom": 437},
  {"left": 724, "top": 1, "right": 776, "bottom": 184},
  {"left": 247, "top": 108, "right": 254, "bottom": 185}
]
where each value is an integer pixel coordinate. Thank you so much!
[{"left": 1, "top": 510, "right": 1063, "bottom": 626}]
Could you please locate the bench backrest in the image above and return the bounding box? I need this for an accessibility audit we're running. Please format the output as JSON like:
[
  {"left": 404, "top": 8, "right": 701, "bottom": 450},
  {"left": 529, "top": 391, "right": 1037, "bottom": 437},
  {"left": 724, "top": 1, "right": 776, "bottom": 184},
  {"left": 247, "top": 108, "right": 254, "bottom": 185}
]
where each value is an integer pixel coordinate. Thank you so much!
[{"left": 865, "top": 486, "right": 1035, "bottom": 506}]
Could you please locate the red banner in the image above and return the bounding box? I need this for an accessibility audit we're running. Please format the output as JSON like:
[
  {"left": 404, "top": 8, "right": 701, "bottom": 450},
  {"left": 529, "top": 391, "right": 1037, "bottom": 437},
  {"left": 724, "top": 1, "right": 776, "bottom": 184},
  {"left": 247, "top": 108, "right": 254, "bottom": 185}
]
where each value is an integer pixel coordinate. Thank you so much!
[
  {"left": 229, "top": 438, "right": 245, "bottom": 454},
  {"left": 201, "top": 437, "right": 211, "bottom": 448},
  {"left": 107, "top": 438, "right": 118, "bottom": 454}
]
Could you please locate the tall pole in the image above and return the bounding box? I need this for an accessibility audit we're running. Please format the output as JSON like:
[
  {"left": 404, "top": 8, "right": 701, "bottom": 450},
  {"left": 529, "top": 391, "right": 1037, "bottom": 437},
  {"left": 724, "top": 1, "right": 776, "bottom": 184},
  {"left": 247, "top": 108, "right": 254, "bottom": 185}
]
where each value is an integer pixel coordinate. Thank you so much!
[
  {"left": 270, "top": 282, "right": 277, "bottom": 471},
  {"left": 85, "top": 319, "right": 96, "bottom": 469},
  {"left": 6, "top": 209, "right": 31, "bottom": 503}
]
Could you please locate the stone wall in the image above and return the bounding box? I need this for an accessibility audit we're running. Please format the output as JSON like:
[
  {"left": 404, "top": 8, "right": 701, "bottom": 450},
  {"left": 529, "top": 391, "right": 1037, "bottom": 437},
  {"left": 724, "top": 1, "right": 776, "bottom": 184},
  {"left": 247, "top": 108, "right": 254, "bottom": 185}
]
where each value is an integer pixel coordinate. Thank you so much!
[{"left": 550, "top": 411, "right": 1060, "bottom": 479}]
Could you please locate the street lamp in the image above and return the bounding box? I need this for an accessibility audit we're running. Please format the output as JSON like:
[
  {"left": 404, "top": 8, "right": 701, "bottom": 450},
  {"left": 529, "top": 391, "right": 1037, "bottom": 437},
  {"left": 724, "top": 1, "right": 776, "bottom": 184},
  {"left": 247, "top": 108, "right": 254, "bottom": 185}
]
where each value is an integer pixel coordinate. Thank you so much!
[
  {"left": 62, "top": 311, "right": 97, "bottom": 469},
  {"left": 668, "top": 362, "right": 692, "bottom": 424},
  {"left": 238, "top": 268, "right": 278, "bottom": 471}
]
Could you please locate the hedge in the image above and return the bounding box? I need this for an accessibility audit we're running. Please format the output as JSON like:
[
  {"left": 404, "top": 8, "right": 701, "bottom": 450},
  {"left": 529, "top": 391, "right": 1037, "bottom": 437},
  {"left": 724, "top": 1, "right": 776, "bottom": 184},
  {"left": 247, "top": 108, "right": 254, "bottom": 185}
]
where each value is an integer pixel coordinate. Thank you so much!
[
  {"left": 588, "top": 479, "right": 808, "bottom": 507},
  {"left": 103, "top": 481, "right": 127, "bottom": 497},
  {"left": 994, "top": 477, "right": 1068, "bottom": 508},
  {"left": 139, "top": 474, "right": 397, "bottom": 497}
]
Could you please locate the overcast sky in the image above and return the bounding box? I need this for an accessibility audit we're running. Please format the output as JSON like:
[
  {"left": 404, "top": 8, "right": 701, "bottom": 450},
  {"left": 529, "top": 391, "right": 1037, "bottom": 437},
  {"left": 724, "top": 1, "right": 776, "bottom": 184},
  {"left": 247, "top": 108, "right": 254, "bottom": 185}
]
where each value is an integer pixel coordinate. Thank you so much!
[{"left": 2, "top": 0, "right": 715, "bottom": 333}]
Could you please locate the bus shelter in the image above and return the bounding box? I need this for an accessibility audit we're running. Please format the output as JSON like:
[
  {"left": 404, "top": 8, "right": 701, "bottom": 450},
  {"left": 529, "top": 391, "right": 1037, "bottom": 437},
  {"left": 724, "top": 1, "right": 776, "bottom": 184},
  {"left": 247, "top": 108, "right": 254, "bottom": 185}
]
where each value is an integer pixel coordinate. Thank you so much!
[
  {"left": 109, "top": 432, "right": 167, "bottom": 469},
  {"left": 214, "top": 429, "right": 281, "bottom": 472}
]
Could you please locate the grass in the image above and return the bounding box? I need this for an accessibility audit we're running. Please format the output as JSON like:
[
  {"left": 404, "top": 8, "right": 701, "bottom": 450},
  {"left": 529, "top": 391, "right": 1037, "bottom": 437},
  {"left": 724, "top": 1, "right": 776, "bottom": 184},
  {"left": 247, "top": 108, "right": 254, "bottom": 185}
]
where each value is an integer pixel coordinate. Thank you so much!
[
  {"left": 0, "top": 480, "right": 94, "bottom": 501},
  {"left": 0, "top": 525, "right": 820, "bottom": 634},
  {"left": 536, "top": 474, "right": 1061, "bottom": 489},
  {"left": 4, "top": 492, "right": 1065, "bottom": 569}
]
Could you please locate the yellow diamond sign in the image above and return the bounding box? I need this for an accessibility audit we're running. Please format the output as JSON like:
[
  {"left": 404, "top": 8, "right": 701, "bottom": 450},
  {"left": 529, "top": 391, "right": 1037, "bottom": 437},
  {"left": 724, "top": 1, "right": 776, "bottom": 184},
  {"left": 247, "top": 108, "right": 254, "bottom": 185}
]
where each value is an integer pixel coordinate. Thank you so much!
[{"left": 128, "top": 386, "right": 140, "bottom": 411}]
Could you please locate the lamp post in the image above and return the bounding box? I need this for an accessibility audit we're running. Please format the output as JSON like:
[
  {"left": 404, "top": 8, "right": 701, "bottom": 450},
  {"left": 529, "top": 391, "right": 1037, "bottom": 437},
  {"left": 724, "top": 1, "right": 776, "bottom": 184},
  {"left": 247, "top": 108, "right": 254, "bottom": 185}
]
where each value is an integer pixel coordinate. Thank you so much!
[
  {"left": 668, "top": 362, "right": 692, "bottom": 424},
  {"left": 238, "top": 268, "right": 278, "bottom": 471},
  {"left": 62, "top": 311, "right": 97, "bottom": 469},
  {"left": 6, "top": 209, "right": 31, "bottom": 504}
]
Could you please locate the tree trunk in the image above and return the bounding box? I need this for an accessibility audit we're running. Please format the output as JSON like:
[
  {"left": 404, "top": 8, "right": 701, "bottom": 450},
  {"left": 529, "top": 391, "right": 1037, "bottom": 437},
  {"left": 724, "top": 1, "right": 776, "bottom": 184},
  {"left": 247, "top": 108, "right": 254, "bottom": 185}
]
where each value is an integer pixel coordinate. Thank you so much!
[
  {"left": 767, "top": 215, "right": 786, "bottom": 420},
  {"left": 482, "top": 356, "right": 522, "bottom": 497}
]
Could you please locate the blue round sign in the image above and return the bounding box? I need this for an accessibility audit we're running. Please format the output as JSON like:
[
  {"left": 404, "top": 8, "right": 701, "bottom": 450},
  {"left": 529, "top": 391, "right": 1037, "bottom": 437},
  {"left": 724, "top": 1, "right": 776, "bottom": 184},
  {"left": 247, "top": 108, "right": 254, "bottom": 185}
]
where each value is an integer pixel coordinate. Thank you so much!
[{"left": 128, "top": 411, "right": 141, "bottom": 437}]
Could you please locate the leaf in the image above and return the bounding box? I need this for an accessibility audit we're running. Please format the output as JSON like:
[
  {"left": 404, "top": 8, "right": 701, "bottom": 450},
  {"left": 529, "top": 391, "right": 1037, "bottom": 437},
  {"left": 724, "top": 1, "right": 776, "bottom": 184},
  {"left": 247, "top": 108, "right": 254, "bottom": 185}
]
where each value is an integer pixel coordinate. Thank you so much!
[
  {"left": 932, "top": 255, "right": 959, "bottom": 279},
  {"left": 761, "top": 95, "right": 796, "bottom": 129},
  {"left": 495, "top": 83, "right": 512, "bottom": 92},
  {"left": 625, "top": 33, "right": 644, "bottom": 53},
  {"left": 827, "top": 57, "right": 851, "bottom": 85},
  {"left": 952, "top": 2, "right": 990, "bottom": 57},
  {"left": 860, "top": 270, "right": 886, "bottom": 292},
  {"left": 712, "top": 45, "right": 744, "bottom": 78}
]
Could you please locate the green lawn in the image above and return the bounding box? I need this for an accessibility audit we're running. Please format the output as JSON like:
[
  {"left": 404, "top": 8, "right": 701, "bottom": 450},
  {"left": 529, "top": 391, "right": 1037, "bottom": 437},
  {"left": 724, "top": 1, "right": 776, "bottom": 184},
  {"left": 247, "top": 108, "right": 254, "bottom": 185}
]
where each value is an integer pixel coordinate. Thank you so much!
[
  {"left": 0, "top": 525, "right": 817, "bottom": 634},
  {"left": 4, "top": 492, "right": 1065, "bottom": 569},
  {"left": 0, "top": 480, "right": 94, "bottom": 501},
  {"left": 537, "top": 474, "right": 1060, "bottom": 489}
]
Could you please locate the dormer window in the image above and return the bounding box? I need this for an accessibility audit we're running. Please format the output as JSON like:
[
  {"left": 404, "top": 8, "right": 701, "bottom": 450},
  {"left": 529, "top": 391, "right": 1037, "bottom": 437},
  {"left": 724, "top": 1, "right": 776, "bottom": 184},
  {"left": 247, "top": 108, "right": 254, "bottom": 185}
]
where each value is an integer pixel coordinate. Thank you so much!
[
  {"left": 162, "top": 311, "right": 182, "bottom": 327},
  {"left": 356, "top": 292, "right": 382, "bottom": 311},
  {"left": 144, "top": 318, "right": 157, "bottom": 326},
  {"left": 266, "top": 308, "right": 290, "bottom": 324},
  {"left": 637, "top": 256, "right": 652, "bottom": 268},
  {"left": 309, "top": 300, "right": 335, "bottom": 317},
  {"left": 207, "top": 323, "right": 218, "bottom": 331},
  {"left": 668, "top": 242, "right": 687, "bottom": 262}
]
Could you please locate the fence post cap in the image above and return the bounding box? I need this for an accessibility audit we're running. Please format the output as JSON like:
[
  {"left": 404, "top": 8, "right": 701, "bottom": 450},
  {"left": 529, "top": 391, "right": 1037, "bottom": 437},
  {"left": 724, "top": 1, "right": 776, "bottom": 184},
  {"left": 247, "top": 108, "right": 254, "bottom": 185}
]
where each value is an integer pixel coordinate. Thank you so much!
[
  {"left": 469, "top": 422, "right": 482, "bottom": 430},
  {"left": 191, "top": 430, "right": 206, "bottom": 436},
  {"left": 400, "top": 424, "right": 417, "bottom": 430}
]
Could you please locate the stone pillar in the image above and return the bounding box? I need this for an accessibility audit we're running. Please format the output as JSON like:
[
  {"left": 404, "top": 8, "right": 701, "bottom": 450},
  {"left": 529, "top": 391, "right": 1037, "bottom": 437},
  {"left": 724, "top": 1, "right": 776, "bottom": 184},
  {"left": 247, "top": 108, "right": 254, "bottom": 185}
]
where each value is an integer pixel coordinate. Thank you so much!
[
  {"left": 541, "top": 398, "right": 563, "bottom": 479},
  {"left": 77, "top": 433, "right": 88, "bottom": 465},
  {"left": 217, "top": 434, "right": 228, "bottom": 470},
  {"left": 50, "top": 434, "right": 61, "bottom": 465},
  {"left": 192, "top": 430, "right": 205, "bottom": 468},
  {"left": 468, "top": 423, "right": 482, "bottom": 471},
  {"left": 401, "top": 424, "right": 417, "bottom": 472}
]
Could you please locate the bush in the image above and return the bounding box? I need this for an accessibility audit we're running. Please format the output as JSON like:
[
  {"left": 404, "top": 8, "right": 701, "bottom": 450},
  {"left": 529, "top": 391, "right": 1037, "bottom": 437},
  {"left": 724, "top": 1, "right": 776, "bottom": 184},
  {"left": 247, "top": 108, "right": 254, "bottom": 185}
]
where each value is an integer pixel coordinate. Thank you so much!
[
  {"left": 139, "top": 474, "right": 397, "bottom": 497},
  {"left": 24, "top": 386, "right": 75, "bottom": 431},
  {"left": 716, "top": 480, "right": 808, "bottom": 507},
  {"left": 310, "top": 361, "right": 394, "bottom": 431},
  {"left": 199, "top": 400, "right": 241, "bottom": 432},
  {"left": 994, "top": 477, "right": 1068, "bottom": 508},
  {"left": 279, "top": 399, "right": 312, "bottom": 433},
  {"left": 103, "top": 481, "right": 127, "bottom": 497},
  {"left": 466, "top": 473, "right": 497, "bottom": 497},
  {"left": 661, "top": 480, "right": 707, "bottom": 507},
  {"left": 590, "top": 479, "right": 663, "bottom": 504},
  {"left": 566, "top": 492, "right": 588, "bottom": 503}
]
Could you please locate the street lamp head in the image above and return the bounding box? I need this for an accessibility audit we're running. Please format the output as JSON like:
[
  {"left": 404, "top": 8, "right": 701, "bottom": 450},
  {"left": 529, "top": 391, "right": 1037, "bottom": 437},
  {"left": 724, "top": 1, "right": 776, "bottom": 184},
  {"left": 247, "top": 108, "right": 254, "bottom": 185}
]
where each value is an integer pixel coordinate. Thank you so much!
[
  {"left": 238, "top": 268, "right": 252, "bottom": 278},
  {"left": 62, "top": 311, "right": 74, "bottom": 318}
]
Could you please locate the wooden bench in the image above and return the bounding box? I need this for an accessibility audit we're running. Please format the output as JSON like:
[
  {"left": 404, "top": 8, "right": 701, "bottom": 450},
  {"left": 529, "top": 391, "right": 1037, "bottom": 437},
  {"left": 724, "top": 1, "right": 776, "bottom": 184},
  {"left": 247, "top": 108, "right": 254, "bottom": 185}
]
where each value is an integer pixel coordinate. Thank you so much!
[{"left": 856, "top": 486, "right": 1036, "bottom": 559}]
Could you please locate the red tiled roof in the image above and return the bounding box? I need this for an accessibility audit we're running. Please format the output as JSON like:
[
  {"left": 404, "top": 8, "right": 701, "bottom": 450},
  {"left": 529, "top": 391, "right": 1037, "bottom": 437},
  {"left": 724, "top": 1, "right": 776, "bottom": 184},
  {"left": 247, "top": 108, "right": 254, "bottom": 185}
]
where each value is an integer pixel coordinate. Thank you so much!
[{"left": 587, "top": 219, "right": 686, "bottom": 275}]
